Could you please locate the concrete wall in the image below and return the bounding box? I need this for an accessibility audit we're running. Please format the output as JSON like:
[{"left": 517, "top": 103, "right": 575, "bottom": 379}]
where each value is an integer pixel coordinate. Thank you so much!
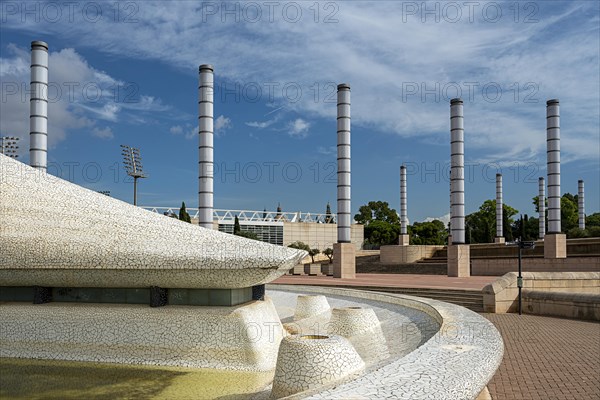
[
  {"left": 380, "top": 245, "right": 444, "bottom": 264},
  {"left": 190, "top": 219, "right": 364, "bottom": 251},
  {"left": 472, "top": 257, "right": 600, "bottom": 276},
  {"left": 283, "top": 222, "right": 363, "bottom": 251},
  {"left": 522, "top": 291, "right": 600, "bottom": 321},
  {"left": 483, "top": 272, "right": 600, "bottom": 318}
]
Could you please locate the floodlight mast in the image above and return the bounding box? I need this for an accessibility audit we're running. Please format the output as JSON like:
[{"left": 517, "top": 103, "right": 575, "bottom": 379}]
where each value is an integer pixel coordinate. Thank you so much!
[
  {"left": 120, "top": 144, "right": 147, "bottom": 206},
  {"left": 0, "top": 136, "right": 20, "bottom": 158}
]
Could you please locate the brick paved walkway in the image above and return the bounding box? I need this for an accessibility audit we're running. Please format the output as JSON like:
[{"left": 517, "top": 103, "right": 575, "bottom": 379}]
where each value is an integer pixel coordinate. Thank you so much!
[{"left": 484, "top": 314, "right": 600, "bottom": 400}]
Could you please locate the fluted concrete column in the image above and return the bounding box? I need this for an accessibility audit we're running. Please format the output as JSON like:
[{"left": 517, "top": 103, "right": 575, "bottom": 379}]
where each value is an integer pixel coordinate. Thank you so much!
[
  {"left": 333, "top": 83, "right": 355, "bottom": 278},
  {"left": 544, "top": 99, "right": 566, "bottom": 258},
  {"left": 448, "top": 98, "right": 469, "bottom": 276},
  {"left": 450, "top": 98, "right": 465, "bottom": 244},
  {"left": 198, "top": 65, "right": 214, "bottom": 229},
  {"left": 546, "top": 99, "right": 561, "bottom": 234},
  {"left": 495, "top": 174, "right": 504, "bottom": 243},
  {"left": 538, "top": 177, "right": 545, "bottom": 239},
  {"left": 399, "top": 165, "right": 409, "bottom": 245},
  {"left": 578, "top": 180, "right": 585, "bottom": 230},
  {"left": 336, "top": 83, "right": 351, "bottom": 244},
  {"left": 30, "top": 41, "right": 48, "bottom": 171}
]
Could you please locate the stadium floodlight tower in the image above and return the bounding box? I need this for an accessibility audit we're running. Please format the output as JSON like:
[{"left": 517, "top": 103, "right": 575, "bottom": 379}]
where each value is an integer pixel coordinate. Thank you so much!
[
  {"left": 120, "top": 144, "right": 147, "bottom": 206},
  {"left": 0, "top": 136, "right": 20, "bottom": 158}
]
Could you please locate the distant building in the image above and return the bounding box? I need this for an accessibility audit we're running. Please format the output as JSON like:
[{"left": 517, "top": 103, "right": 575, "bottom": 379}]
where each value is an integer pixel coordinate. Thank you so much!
[{"left": 144, "top": 206, "right": 364, "bottom": 250}]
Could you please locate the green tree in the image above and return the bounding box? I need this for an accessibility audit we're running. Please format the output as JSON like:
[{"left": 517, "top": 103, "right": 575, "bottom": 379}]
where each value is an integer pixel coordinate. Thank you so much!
[
  {"left": 354, "top": 201, "right": 399, "bottom": 225},
  {"left": 409, "top": 220, "right": 447, "bottom": 245},
  {"left": 511, "top": 214, "right": 538, "bottom": 241},
  {"left": 178, "top": 202, "right": 191, "bottom": 223},
  {"left": 323, "top": 248, "right": 333, "bottom": 263},
  {"left": 567, "top": 227, "right": 588, "bottom": 238},
  {"left": 364, "top": 219, "right": 401, "bottom": 246},
  {"left": 236, "top": 230, "right": 260, "bottom": 240},
  {"left": 355, "top": 201, "right": 400, "bottom": 247},
  {"left": 288, "top": 241, "right": 311, "bottom": 252},
  {"left": 465, "top": 200, "right": 518, "bottom": 243},
  {"left": 561, "top": 194, "right": 578, "bottom": 232},
  {"left": 587, "top": 212, "right": 600, "bottom": 228},
  {"left": 308, "top": 248, "right": 320, "bottom": 263},
  {"left": 325, "top": 202, "right": 334, "bottom": 223},
  {"left": 233, "top": 215, "right": 241, "bottom": 235}
]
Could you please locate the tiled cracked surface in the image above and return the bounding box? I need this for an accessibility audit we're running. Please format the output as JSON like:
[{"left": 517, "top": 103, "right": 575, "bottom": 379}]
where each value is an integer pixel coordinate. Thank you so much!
[
  {"left": 0, "top": 154, "right": 306, "bottom": 289},
  {"left": 270, "top": 286, "right": 504, "bottom": 400}
]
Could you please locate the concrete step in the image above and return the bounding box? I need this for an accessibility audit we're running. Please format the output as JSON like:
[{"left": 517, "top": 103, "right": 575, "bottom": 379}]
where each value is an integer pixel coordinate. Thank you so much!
[
  {"left": 356, "top": 262, "right": 447, "bottom": 275},
  {"left": 337, "top": 286, "right": 485, "bottom": 312}
]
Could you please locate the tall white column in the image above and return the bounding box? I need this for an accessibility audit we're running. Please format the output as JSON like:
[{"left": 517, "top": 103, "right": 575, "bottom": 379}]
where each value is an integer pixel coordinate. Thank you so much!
[
  {"left": 333, "top": 83, "right": 355, "bottom": 278},
  {"left": 198, "top": 64, "right": 214, "bottom": 229},
  {"left": 337, "top": 83, "right": 351, "bottom": 243},
  {"left": 496, "top": 173, "right": 503, "bottom": 239},
  {"left": 539, "top": 177, "right": 545, "bottom": 239},
  {"left": 30, "top": 41, "right": 48, "bottom": 171},
  {"left": 450, "top": 98, "right": 465, "bottom": 244},
  {"left": 578, "top": 180, "right": 585, "bottom": 230},
  {"left": 544, "top": 99, "right": 566, "bottom": 258},
  {"left": 546, "top": 99, "right": 561, "bottom": 234},
  {"left": 400, "top": 165, "right": 407, "bottom": 235}
]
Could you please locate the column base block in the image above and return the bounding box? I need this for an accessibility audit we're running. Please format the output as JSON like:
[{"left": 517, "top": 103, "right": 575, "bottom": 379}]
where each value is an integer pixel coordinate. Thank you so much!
[
  {"left": 333, "top": 243, "right": 356, "bottom": 279},
  {"left": 544, "top": 233, "right": 567, "bottom": 259},
  {"left": 494, "top": 237, "right": 505, "bottom": 244},
  {"left": 447, "top": 244, "right": 470, "bottom": 277},
  {"left": 398, "top": 234, "right": 410, "bottom": 246}
]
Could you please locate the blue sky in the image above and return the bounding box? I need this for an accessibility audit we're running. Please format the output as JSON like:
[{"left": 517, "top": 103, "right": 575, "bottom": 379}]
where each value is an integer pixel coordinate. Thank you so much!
[{"left": 1, "top": 1, "right": 598, "bottom": 222}]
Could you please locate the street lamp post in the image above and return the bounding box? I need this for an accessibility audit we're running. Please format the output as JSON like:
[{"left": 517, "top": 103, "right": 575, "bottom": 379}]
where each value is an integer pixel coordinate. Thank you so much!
[
  {"left": 516, "top": 239, "right": 536, "bottom": 315},
  {"left": 120, "top": 145, "right": 147, "bottom": 206},
  {"left": 0, "top": 136, "right": 20, "bottom": 158}
]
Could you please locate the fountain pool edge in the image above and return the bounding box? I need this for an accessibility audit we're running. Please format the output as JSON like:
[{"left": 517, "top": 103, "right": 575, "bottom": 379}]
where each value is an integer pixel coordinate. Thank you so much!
[{"left": 268, "top": 285, "right": 504, "bottom": 400}]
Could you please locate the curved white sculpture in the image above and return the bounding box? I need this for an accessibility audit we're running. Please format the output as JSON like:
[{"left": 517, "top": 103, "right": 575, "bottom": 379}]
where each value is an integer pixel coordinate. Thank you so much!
[
  {"left": 294, "top": 294, "right": 330, "bottom": 321},
  {"left": 271, "top": 334, "right": 364, "bottom": 398},
  {"left": 328, "top": 307, "right": 381, "bottom": 337},
  {"left": 0, "top": 155, "right": 306, "bottom": 289}
]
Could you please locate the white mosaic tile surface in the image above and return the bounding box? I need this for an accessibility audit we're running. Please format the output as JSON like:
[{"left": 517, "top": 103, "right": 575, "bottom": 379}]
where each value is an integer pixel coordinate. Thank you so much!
[
  {"left": 327, "top": 307, "right": 381, "bottom": 337},
  {"left": 293, "top": 295, "right": 330, "bottom": 321},
  {"left": 271, "top": 334, "right": 365, "bottom": 398},
  {"left": 0, "top": 155, "right": 306, "bottom": 288},
  {"left": 269, "top": 286, "right": 504, "bottom": 400},
  {"left": 0, "top": 297, "right": 284, "bottom": 372}
]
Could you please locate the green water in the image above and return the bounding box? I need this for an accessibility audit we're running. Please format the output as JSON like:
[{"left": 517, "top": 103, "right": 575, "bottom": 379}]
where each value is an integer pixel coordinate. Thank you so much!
[{"left": 0, "top": 358, "right": 273, "bottom": 399}]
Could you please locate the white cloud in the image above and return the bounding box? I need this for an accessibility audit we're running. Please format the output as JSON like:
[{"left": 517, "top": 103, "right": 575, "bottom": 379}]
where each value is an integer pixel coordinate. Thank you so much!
[
  {"left": 317, "top": 146, "right": 336, "bottom": 155},
  {"left": 0, "top": 43, "right": 172, "bottom": 154},
  {"left": 169, "top": 125, "right": 183, "bottom": 135},
  {"left": 215, "top": 115, "right": 232, "bottom": 135},
  {"left": 92, "top": 126, "right": 114, "bottom": 140},
  {"left": 185, "top": 126, "right": 198, "bottom": 140},
  {"left": 424, "top": 213, "right": 451, "bottom": 226},
  {"left": 287, "top": 118, "right": 310, "bottom": 138},
  {"left": 246, "top": 119, "right": 276, "bottom": 129},
  {"left": 3, "top": 2, "right": 598, "bottom": 162},
  {"left": 172, "top": 116, "right": 230, "bottom": 140}
]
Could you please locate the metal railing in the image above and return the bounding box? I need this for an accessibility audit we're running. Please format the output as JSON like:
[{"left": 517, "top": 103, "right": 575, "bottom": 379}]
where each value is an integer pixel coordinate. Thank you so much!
[{"left": 141, "top": 207, "right": 337, "bottom": 224}]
